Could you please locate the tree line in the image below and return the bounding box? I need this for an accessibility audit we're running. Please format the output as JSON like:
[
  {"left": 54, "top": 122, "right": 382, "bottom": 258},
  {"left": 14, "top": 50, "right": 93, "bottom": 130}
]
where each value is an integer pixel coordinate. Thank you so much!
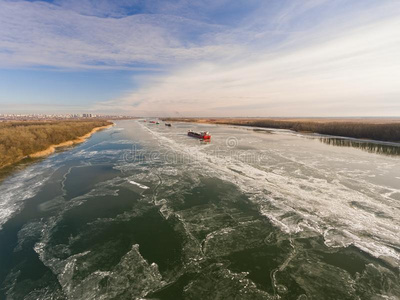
[
  {"left": 227, "top": 119, "right": 400, "bottom": 142},
  {"left": 0, "top": 120, "right": 112, "bottom": 169}
]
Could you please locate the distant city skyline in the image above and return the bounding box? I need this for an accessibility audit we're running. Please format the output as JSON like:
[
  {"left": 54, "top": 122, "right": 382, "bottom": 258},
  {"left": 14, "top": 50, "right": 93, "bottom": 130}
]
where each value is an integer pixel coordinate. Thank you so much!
[
  {"left": 1, "top": 0, "right": 400, "bottom": 117},
  {"left": 0, "top": 113, "right": 133, "bottom": 121}
]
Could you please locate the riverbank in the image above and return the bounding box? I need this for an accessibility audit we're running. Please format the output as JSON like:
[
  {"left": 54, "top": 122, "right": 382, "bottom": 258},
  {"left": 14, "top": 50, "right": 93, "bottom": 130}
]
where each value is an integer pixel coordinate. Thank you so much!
[
  {"left": 0, "top": 120, "right": 113, "bottom": 170},
  {"left": 162, "top": 117, "right": 400, "bottom": 143},
  {"left": 28, "top": 124, "right": 113, "bottom": 158}
]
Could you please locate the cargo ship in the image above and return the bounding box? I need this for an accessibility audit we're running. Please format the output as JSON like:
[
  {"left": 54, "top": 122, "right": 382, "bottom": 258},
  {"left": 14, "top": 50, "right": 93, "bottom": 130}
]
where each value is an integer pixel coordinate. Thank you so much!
[{"left": 188, "top": 130, "right": 211, "bottom": 140}]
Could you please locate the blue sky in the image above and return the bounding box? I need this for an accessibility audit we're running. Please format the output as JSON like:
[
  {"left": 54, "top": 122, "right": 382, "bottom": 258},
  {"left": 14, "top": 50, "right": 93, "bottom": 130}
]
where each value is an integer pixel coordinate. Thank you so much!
[{"left": 1, "top": 0, "right": 400, "bottom": 116}]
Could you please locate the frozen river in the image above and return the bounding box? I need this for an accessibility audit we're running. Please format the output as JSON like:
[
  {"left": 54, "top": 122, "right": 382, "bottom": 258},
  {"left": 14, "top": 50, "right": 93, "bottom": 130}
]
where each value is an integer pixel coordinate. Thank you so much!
[{"left": 0, "top": 120, "right": 399, "bottom": 299}]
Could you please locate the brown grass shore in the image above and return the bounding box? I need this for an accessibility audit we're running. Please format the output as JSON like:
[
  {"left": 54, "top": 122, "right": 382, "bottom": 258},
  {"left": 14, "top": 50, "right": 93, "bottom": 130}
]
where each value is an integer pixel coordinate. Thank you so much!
[
  {"left": 28, "top": 124, "right": 113, "bottom": 158},
  {"left": 0, "top": 120, "right": 114, "bottom": 170},
  {"left": 162, "top": 117, "right": 400, "bottom": 143}
]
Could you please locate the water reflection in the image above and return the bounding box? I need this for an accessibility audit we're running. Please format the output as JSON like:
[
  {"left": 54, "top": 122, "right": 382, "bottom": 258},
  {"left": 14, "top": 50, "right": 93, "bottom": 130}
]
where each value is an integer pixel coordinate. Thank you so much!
[{"left": 319, "top": 137, "right": 400, "bottom": 156}]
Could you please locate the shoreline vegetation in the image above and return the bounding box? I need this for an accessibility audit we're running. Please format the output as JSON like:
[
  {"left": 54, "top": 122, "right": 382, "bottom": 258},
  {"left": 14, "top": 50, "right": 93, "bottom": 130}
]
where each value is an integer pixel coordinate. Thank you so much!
[
  {"left": 162, "top": 117, "right": 400, "bottom": 143},
  {"left": 0, "top": 120, "right": 113, "bottom": 170}
]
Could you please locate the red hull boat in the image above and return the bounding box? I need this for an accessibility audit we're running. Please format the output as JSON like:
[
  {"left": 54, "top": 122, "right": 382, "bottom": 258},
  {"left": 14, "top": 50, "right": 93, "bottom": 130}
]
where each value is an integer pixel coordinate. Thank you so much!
[{"left": 188, "top": 130, "right": 211, "bottom": 140}]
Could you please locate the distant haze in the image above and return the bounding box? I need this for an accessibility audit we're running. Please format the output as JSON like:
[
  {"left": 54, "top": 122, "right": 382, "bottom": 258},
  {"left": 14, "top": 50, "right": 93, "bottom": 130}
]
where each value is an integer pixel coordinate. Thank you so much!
[{"left": 1, "top": 0, "right": 400, "bottom": 117}]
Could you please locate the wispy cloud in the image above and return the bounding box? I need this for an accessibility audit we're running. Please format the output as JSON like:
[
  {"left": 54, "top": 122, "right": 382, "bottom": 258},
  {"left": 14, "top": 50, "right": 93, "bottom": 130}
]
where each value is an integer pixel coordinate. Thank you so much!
[
  {"left": 93, "top": 2, "right": 400, "bottom": 116},
  {"left": 0, "top": 0, "right": 244, "bottom": 70},
  {"left": 1, "top": 0, "right": 400, "bottom": 116}
]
